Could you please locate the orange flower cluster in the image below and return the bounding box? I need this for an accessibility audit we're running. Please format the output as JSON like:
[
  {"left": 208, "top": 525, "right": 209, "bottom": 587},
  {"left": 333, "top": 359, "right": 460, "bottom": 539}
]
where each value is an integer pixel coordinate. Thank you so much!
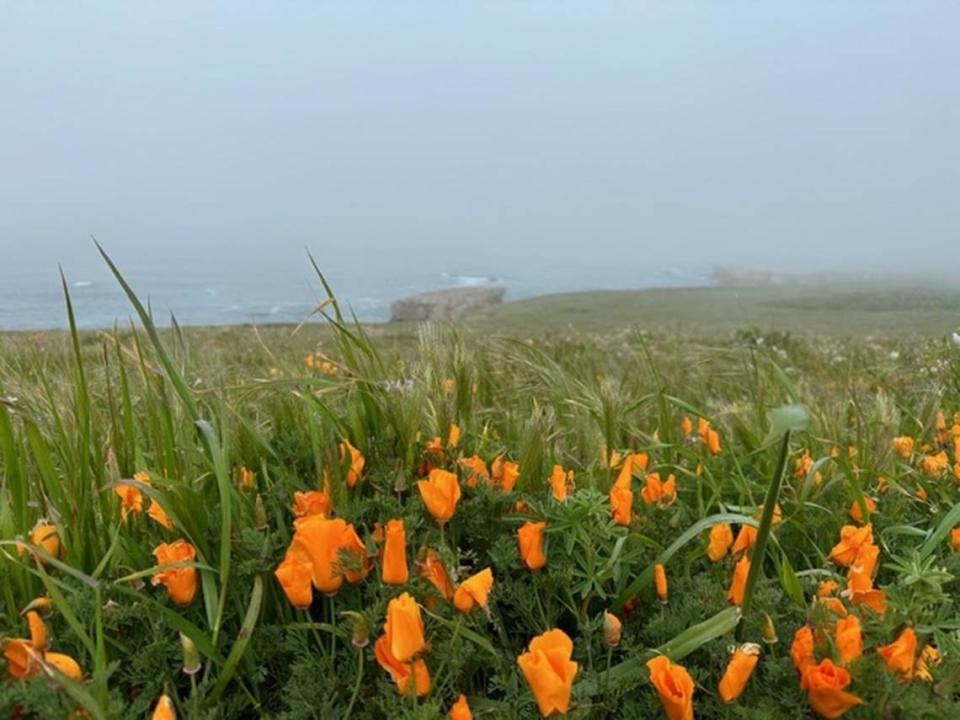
[{"left": 3, "top": 604, "right": 82, "bottom": 683}]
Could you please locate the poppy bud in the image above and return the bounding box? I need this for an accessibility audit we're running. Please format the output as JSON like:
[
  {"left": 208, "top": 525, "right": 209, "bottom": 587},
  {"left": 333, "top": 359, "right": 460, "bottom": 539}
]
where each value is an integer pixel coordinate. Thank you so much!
[
  {"left": 253, "top": 493, "right": 268, "bottom": 530},
  {"left": 180, "top": 633, "right": 201, "bottom": 675},
  {"left": 718, "top": 643, "right": 760, "bottom": 703},
  {"left": 341, "top": 611, "right": 370, "bottom": 648},
  {"left": 654, "top": 564, "right": 668, "bottom": 603},
  {"left": 761, "top": 612, "right": 778, "bottom": 645},
  {"left": 603, "top": 612, "right": 622, "bottom": 648}
]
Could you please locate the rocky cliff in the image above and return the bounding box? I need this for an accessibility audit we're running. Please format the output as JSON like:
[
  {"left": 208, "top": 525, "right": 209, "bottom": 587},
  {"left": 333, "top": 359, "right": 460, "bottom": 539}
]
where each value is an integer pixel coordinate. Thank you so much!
[{"left": 389, "top": 286, "right": 505, "bottom": 322}]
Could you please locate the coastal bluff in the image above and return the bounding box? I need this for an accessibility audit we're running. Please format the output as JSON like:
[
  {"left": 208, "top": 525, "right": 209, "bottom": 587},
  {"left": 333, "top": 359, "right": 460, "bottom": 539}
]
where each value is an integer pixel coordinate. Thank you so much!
[{"left": 390, "top": 286, "right": 505, "bottom": 321}]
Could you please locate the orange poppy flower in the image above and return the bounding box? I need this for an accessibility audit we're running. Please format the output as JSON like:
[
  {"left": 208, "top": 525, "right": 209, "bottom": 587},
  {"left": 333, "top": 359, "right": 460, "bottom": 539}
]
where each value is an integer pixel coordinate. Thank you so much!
[
  {"left": 417, "top": 469, "right": 461, "bottom": 525},
  {"left": 848, "top": 497, "right": 876, "bottom": 524},
  {"left": 818, "top": 579, "right": 839, "bottom": 598},
  {"left": 151, "top": 693, "right": 176, "bottom": 720},
  {"left": 800, "top": 659, "right": 863, "bottom": 718},
  {"left": 491, "top": 454, "right": 520, "bottom": 491},
  {"left": 449, "top": 693, "right": 472, "bottom": 720},
  {"left": 147, "top": 500, "right": 173, "bottom": 529},
  {"left": 547, "top": 464, "right": 574, "bottom": 502},
  {"left": 790, "top": 626, "right": 816, "bottom": 673},
  {"left": 609, "top": 469, "right": 633, "bottom": 526},
  {"left": 718, "top": 643, "right": 760, "bottom": 703},
  {"left": 846, "top": 543, "right": 879, "bottom": 593},
  {"left": 419, "top": 549, "right": 454, "bottom": 601},
  {"left": 892, "top": 436, "right": 914, "bottom": 459},
  {"left": 828, "top": 525, "right": 873, "bottom": 566},
  {"left": 878, "top": 627, "right": 916, "bottom": 675},
  {"left": 517, "top": 628, "right": 578, "bottom": 717},
  {"left": 290, "top": 515, "right": 367, "bottom": 595},
  {"left": 706, "top": 523, "right": 734, "bottom": 562},
  {"left": 706, "top": 429, "right": 722, "bottom": 455},
  {"left": 385, "top": 592, "right": 426, "bottom": 662},
  {"left": 339, "top": 439, "right": 365, "bottom": 487},
  {"left": 517, "top": 521, "right": 547, "bottom": 570},
  {"left": 116, "top": 472, "right": 147, "bottom": 516},
  {"left": 3, "top": 639, "right": 38, "bottom": 679},
  {"left": 374, "top": 634, "right": 430, "bottom": 697},
  {"left": 919, "top": 451, "right": 948, "bottom": 477},
  {"left": 381, "top": 519, "right": 409, "bottom": 585},
  {"left": 681, "top": 416, "right": 693, "bottom": 436},
  {"left": 26, "top": 610, "right": 47, "bottom": 650},
  {"left": 274, "top": 547, "right": 314, "bottom": 609},
  {"left": 727, "top": 556, "right": 750, "bottom": 606},
  {"left": 44, "top": 652, "right": 82, "bottom": 681},
  {"left": 151, "top": 540, "right": 198, "bottom": 606},
  {"left": 453, "top": 568, "right": 494, "bottom": 613},
  {"left": 835, "top": 615, "right": 862, "bottom": 664},
  {"left": 646, "top": 654, "right": 694, "bottom": 720},
  {"left": 238, "top": 466, "right": 255, "bottom": 489},
  {"left": 847, "top": 588, "right": 886, "bottom": 615},
  {"left": 459, "top": 455, "right": 489, "bottom": 488},
  {"left": 641, "top": 472, "right": 676, "bottom": 506},
  {"left": 603, "top": 612, "right": 622, "bottom": 647},
  {"left": 731, "top": 525, "right": 757, "bottom": 555},
  {"left": 951, "top": 528, "right": 960, "bottom": 552},
  {"left": 292, "top": 490, "right": 332, "bottom": 518},
  {"left": 654, "top": 563, "right": 668, "bottom": 603},
  {"left": 28, "top": 521, "right": 65, "bottom": 560},
  {"left": 447, "top": 423, "right": 460, "bottom": 448}
]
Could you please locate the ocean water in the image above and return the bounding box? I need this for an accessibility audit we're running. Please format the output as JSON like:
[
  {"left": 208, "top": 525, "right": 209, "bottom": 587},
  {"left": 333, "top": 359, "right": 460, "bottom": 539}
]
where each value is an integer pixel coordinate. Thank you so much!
[{"left": 0, "top": 250, "right": 711, "bottom": 331}]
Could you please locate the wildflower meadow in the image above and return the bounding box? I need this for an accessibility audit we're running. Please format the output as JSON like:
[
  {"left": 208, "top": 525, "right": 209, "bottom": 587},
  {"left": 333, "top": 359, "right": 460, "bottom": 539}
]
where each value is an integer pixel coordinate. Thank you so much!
[{"left": 3, "top": 250, "right": 960, "bottom": 719}]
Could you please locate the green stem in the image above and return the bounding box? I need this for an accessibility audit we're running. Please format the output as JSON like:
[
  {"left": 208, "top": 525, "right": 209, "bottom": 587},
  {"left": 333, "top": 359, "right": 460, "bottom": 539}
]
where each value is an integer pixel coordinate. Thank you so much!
[
  {"left": 736, "top": 429, "right": 791, "bottom": 642},
  {"left": 342, "top": 647, "right": 364, "bottom": 718}
]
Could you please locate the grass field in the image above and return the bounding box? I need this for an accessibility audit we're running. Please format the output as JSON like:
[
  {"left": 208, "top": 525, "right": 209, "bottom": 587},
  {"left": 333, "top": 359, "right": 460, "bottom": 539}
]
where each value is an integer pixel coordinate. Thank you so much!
[{"left": 2, "top": 265, "right": 960, "bottom": 719}]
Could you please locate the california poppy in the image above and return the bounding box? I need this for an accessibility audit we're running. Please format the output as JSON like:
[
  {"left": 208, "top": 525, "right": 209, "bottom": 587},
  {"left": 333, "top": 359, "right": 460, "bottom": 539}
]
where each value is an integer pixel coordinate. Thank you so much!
[
  {"left": 878, "top": 627, "right": 916, "bottom": 675},
  {"left": 44, "top": 651, "right": 82, "bottom": 681},
  {"left": 718, "top": 643, "right": 760, "bottom": 703},
  {"left": 731, "top": 525, "right": 757, "bottom": 555},
  {"left": 646, "top": 654, "right": 694, "bottom": 720},
  {"left": 151, "top": 540, "right": 198, "bottom": 606},
  {"left": 417, "top": 469, "right": 461, "bottom": 525},
  {"left": 517, "top": 521, "right": 547, "bottom": 570},
  {"left": 835, "top": 615, "right": 862, "bottom": 664},
  {"left": 609, "top": 465, "right": 633, "bottom": 526},
  {"left": 381, "top": 519, "right": 409, "bottom": 585},
  {"left": 727, "top": 556, "right": 750, "bottom": 606},
  {"left": 517, "top": 628, "right": 578, "bottom": 717},
  {"left": 828, "top": 525, "right": 873, "bottom": 566},
  {"left": 29, "top": 521, "right": 64, "bottom": 560},
  {"left": 846, "top": 542, "right": 878, "bottom": 593},
  {"left": 800, "top": 659, "right": 863, "bottom": 719},
  {"left": 339, "top": 439, "right": 365, "bottom": 487},
  {"left": 918, "top": 451, "right": 948, "bottom": 477},
  {"left": 151, "top": 694, "right": 177, "bottom": 720},
  {"left": 116, "top": 472, "right": 148, "bottom": 517},
  {"left": 790, "top": 626, "right": 816, "bottom": 673},
  {"left": 289, "top": 515, "right": 367, "bottom": 594},
  {"left": 492, "top": 455, "right": 520, "bottom": 491},
  {"left": 292, "top": 490, "right": 332, "bottom": 518},
  {"left": 706, "top": 523, "right": 734, "bottom": 562},
  {"left": 459, "top": 454, "right": 489, "bottom": 488},
  {"left": 892, "top": 436, "right": 914, "bottom": 459},
  {"left": 951, "top": 528, "right": 960, "bottom": 552},
  {"left": 547, "top": 464, "right": 574, "bottom": 502},
  {"left": 147, "top": 499, "right": 173, "bottom": 530},
  {"left": 641, "top": 472, "right": 676, "bottom": 506},
  {"left": 26, "top": 610, "right": 47, "bottom": 651},
  {"left": 447, "top": 423, "right": 460, "bottom": 448},
  {"left": 454, "top": 568, "right": 494, "bottom": 613},
  {"left": 4, "top": 638, "right": 38, "bottom": 679},
  {"left": 654, "top": 563, "right": 668, "bottom": 603},
  {"left": 374, "top": 633, "right": 430, "bottom": 697},
  {"left": 848, "top": 497, "right": 876, "bottom": 524},
  {"left": 385, "top": 592, "right": 426, "bottom": 662},
  {"left": 706, "top": 428, "right": 721, "bottom": 455},
  {"left": 603, "top": 612, "right": 621, "bottom": 647},
  {"left": 419, "top": 549, "right": 454, "bottom": 601},
  {"left": 449, "top": 693, "right": 472, "bottom": 720},
  {"left": 275, "top": 547, "right": 314, "bottom": 609}
]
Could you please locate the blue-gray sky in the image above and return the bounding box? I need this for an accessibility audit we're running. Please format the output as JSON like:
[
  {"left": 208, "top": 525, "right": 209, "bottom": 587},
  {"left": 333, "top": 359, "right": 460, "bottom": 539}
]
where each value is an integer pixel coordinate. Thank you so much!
[{"left": 2, "top": 2, "right": 957, "bottom": 281}]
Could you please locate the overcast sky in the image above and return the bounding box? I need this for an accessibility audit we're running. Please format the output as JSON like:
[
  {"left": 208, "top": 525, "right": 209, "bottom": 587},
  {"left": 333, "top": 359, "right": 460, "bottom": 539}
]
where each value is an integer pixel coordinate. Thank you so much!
[{"left": 1, "top": 2, "right": 957, "bottom": 277}]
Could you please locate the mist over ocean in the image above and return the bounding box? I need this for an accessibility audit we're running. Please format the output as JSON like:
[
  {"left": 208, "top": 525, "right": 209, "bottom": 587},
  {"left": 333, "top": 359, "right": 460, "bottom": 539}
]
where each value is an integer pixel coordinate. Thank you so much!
[{"left": 0, "top": 244, "right": 711, "bottom": 330}]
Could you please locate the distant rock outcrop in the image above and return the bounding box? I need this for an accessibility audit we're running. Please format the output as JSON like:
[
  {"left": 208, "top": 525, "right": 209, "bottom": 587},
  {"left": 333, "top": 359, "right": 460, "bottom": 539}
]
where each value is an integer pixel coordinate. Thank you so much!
[{"left": 390, "top": 287, "right": 505, "bottom": 322}]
